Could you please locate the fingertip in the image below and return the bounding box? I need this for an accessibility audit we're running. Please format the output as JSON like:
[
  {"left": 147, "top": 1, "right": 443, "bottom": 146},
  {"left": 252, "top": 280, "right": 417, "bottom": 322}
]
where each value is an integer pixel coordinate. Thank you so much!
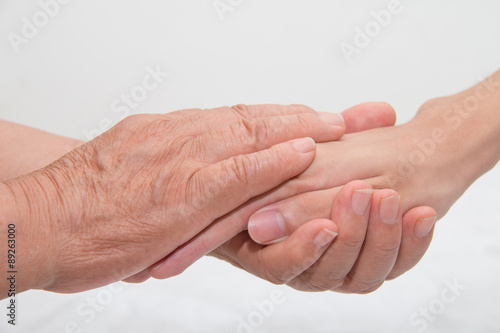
[
  {"left": 332, "top": 180, "right": 373, "bottom": 217},
  {"left": 415, "top": 216, "right": 437, "bottom": 238},
  {"left": 402, "top": 206, "right": 437, "bottom": 238},
  {"left": 248, "top": 209, "right": 287, "bottom": 245},
  {"left": 313, "top": 226, "right": 338, "bottom": 248},
  {"left": 373, "top": 101, "right": 397, "bottom": 126},
  {"left": 319, "top": 113, "right": 345, "bottom": 127},
  {"left": 290, "top": 137, "right": 316, "bottom": 154},
  {"left": 252, "top": 219, "right": 339, "bottom": 284},
  {"left": 388, "top": 206, "right": 436, "bottom": 279},
  {"left": 317, "top": 113, "right": 345, "bottom": 141},
  {"left": 352, "top": 189, "right": 374, "bottom": 216},
  {"left": 342, "top": 102, "right": 397, "bottom": 133}
]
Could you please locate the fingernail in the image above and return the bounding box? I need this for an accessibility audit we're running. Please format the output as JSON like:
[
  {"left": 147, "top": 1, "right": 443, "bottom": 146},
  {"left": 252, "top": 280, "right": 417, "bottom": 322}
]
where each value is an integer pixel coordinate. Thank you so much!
[
  {"left": 320, "top": 113, "right": 345, "bottom": 127},
  {"left": 291, "top": 137, "right": 315, "bottom": 153},
  {"left": 352, "top": 189, "right": 373, "bottom": 215},
  {"left": 248, "top": 210, "right": 287, "bottom": 244},
  {"left": 379, "top": 195, "right": 400, "bottom": 224},
  {"left": 415, "top": 216, "right": 437, "bottom": 238},
  {"left": 314, "top": 228, "right": 338, "bottom": 247}
]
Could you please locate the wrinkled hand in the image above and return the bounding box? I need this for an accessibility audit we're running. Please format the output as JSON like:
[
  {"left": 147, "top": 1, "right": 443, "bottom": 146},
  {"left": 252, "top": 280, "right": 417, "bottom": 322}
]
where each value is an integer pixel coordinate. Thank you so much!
[
  {"left": 2, "top": 104, "right": 345, "bottom": 294},
  {"left": 127, "top": 103, "right": 434, "bottom": 291},
  {"left": 210, "top": 94, "right": 492, "bottom": 293}
]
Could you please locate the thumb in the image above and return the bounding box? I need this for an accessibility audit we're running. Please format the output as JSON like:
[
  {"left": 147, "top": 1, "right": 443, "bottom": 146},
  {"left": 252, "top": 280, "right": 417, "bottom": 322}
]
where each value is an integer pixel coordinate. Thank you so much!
[{"left": 340, "top": 102, "right": 397, "bottom": 133}]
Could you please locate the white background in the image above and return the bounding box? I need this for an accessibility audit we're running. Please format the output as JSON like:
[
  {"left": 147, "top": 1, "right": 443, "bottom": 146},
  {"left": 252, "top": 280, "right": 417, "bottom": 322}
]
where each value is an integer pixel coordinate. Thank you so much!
[{"left": 1, "top": 1, "right": 500, "bottom": 332}]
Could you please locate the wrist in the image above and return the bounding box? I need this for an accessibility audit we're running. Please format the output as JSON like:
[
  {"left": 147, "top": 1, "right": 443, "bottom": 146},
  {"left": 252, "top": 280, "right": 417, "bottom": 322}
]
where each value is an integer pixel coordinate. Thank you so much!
[
  {"left": 0, "top": 160, "right": 86, "bottom": 294},
  {"left": 405, "top": 72, "right": 500, "bottom": 216},
  {"left": 0, "top": 177, "right": 57, "bottom": 296},
  {"left": 415, "top": 74, "right": 500, "bottom": 179}
]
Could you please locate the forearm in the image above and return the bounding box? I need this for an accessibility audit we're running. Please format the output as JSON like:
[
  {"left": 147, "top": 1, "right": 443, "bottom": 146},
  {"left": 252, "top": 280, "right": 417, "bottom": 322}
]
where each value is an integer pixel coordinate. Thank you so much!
[
  {"left": 0, "top": 120, "right": 84, "bottom": 182},
  {"left": 458, "top": 71, "right": 500, "bottom": 174},
  {"left": 0, "top": 178, "right": 57, "bottom": 299},
  {"left": 413, "top": 70, "right": 500, "bottom": 192},
  {"left": 0, "top": 122, "right": 85, "bottom": 297}
]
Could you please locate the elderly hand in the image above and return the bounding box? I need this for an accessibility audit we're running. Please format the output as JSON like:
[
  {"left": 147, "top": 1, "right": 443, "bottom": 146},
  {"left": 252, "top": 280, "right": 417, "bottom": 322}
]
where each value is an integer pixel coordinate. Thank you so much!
[
  {"left": 150, "top": 73, "right": 500, "bottom": 292},
  {"left": 129, "top": 103, "right": 434, "bottom": 288},
  {"left": 0, "top": 104, "right": 345, "bottom": 297},
  {"left": 208, "top": 73, "right": 500, "bottom": 293}
]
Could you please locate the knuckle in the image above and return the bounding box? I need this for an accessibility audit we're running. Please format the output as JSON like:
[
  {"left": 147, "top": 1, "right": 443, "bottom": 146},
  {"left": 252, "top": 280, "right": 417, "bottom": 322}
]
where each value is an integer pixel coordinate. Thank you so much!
[
  {"left": 261, "top": 269, "right": 288, "bottom": 285},
  {"left": 293, "top": 113, "right": 314, "bottom": 132},
  {"left": 238, "top": 118, "right": 271, "bottom": 149},
  {"left": 290, "top": 104, "right": 316, "bottom": 114},
  {"left": 225, "top": 155, "right": 252, "bottom": 187},
  {"left": 230, "top": 104, "right": 251, "bottom": 118},
  {"left": 117, "top": 115, "right": 178, "bottom": 144},
  {"left": 345, "top": 277, "right": 384, "bottom": 294},
  {"left": 300, "top": 277, "right": 338, "bottom": 292},
  {"left": 373, "top": 241, "right": 401, "bottom": 261},
  {"left": 296, "top": 268, "right": 347, "bottom": 292},
  {"left": 339, "top": 234, "right": 365, "bottom": 252},
  {"left": 258, "top": 259, "right": 288, "bottom": 286},
  {"left": 264, "top": 146, "right": 286, "bottom": 167},
  {"left": 145, "top": 116, "right": 176, "bottom": 134},
  {"left": 287, "top": 249, "right": 309, "bottom": 268},
  {"left": 323, "top": 275, "right": 346, "bottom": 291},
  {"left": 258, "top": 249, "right": 315, "bottom": 286},
  {"left": 114, "top": 114, "right": 147, "bottom": 135},
  {"left": 119, "top": 113, "right": 144, "bottom": 126}
]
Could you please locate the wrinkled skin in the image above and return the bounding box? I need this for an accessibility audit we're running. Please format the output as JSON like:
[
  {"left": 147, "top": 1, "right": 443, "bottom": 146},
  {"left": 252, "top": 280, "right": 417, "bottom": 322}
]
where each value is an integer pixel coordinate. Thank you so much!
[
  {"left": 126, "top": 102, "right": 436, "bottom": 295},
  {"left": 144, "top": 86, "right": 500, "bottom": 293},
  {"left": 1, "top": 104, "right": 345, "bottom": 295}
]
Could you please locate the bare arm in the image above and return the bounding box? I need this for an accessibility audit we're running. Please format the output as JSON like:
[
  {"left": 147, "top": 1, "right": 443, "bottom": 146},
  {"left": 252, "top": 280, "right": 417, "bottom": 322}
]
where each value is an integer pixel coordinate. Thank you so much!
[{"left": 0, "top": 120, "right": 84, "bottom": 182}]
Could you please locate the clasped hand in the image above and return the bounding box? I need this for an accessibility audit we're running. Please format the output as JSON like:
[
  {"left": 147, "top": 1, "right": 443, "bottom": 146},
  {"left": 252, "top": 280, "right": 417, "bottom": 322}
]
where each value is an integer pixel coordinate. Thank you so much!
[
  {"left": 124, "top": 102, "right": 440, "bottom": 294},
  {"left": 3, "top": 102, "right": 441, "bottom": 296}
]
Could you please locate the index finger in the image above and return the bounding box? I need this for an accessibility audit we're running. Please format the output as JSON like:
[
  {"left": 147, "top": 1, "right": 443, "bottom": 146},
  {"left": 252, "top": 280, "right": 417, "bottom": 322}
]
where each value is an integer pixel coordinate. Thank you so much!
[{"left": 172, "top": 104, "right": 325, "bottom": 136}]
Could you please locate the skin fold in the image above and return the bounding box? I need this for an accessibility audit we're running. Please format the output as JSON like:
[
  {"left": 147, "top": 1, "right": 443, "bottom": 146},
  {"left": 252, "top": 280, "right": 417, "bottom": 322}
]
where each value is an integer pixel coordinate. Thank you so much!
[
  {"left": 125, "top": 102, "right": 436, "bottom": 291},
  {"left": 2, "top": 69, "right": 498, "bottom": 296},
  {"left": 146, "top": 71, "right": 500, "bottom": 293},
  {"left": 0, "top": 104, "right": 346, "bottom": 298}
]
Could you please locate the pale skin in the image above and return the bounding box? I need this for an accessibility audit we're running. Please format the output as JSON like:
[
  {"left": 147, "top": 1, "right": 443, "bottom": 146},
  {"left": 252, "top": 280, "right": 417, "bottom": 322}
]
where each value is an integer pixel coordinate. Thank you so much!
[
  {"left": 137, "top": 70, "right": 500, "bottom": 293},
  {"left": 2, "top": 70, "right": 499, "bottom": 297},
  {"left": 0, "top": 101, "right": 433, "bottom": 298},
  {"left": 0, "top": 104, "right": 349, "bottom": 298}
]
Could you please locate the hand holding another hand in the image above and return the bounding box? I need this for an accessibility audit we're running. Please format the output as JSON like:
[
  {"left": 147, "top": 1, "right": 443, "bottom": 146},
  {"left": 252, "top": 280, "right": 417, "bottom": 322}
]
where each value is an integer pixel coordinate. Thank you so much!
[
  {"left": 211, "top": 79, "right": 500, "bottom": 293},
  {"left": 0, "top": 104, "right": 345, "bottom": 296},
  {"left": 142, "top": 102, "right": 437, "bottom": 294}
]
